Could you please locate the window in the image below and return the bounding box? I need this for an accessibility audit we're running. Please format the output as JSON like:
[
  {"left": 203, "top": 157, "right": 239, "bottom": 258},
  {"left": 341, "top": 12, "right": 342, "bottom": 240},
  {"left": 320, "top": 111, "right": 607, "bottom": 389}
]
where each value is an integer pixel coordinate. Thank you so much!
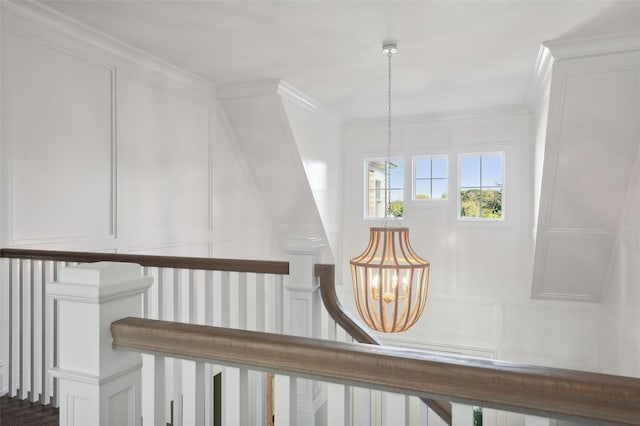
[
  {"left": 414, "top": 156, "right": 448, "bottom": 200},
  {"left": 366, "top": 159, "right": 403, "bottom": 218},
  {"left": 459, "top": 153, "right": 504, "bottom": 220}
]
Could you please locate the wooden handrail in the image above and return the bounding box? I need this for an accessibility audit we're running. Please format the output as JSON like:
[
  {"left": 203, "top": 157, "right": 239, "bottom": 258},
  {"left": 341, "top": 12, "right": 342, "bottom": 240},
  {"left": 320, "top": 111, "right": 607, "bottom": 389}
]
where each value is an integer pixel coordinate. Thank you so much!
[
  {"left": 0, "top": 248, "right": 289, "bottom": 275},
  {"left": 315, "top": 263, "right": 382, "bottom": 345},
  {"left": 316, "top": 263, "right": 453, "bottom": 424},
  {"left": 111, "top": 317, "right": 640, "bottom": 425}
]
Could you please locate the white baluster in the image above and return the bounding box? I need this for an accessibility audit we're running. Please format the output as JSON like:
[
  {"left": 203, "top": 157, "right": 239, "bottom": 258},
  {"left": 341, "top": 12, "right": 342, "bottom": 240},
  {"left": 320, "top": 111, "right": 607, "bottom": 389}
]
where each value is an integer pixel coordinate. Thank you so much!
[
  {"left": 451, "top": 403, "right": 474, "bottom": 426},
  {"left": 204, "top": 270, "right": 214, "bottom": 426},
  {"left": 172, "top": 269, "right": 183, "bottom": 426},
  {"left": 526, "top": 415, "right": 557, "bottom": 426},
  {"left": 255, "top": 273, "right": 266, "bottom": 426}
]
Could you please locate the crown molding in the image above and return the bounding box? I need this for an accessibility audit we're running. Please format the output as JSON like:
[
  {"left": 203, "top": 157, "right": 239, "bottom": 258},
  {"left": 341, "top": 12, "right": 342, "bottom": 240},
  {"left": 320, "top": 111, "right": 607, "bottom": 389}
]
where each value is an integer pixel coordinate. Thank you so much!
[
  {"left": 277, "top": 80, "right": 343, "bottom": 123},
  {"left": 216, "top": 79, "right": 282, "bottom": 100},
  {"left": 527, "top": 31, "right": 640, "bottom": 118},
  {"left": 218, "top": 78, "right": 343, "bottom": 123},
  {"left": 345, "top": 105, "right": 531, "bottom": 129},
  {"left": 542, "top": 31, "right": 640, "bottom": 62},
  {"left": 3, "top": 0, "right": 216, "bottom": 97}
]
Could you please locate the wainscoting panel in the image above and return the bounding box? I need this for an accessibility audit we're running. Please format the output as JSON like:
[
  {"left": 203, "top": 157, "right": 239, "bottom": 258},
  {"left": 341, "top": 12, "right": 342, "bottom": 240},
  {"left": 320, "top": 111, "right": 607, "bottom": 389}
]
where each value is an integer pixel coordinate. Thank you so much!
[
  {"left": 6, "top": 31, "right": 115, "bottom": 244},
  {"left": 118, "top": 74, "right": 212, "bottom": 238}
]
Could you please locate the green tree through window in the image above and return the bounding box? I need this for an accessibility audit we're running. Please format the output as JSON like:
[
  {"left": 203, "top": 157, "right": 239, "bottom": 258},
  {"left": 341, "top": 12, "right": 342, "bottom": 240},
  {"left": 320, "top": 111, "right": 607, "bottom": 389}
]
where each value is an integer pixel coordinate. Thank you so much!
[{"left": 459, "top": 153, "right": 503, "bottom": 219}]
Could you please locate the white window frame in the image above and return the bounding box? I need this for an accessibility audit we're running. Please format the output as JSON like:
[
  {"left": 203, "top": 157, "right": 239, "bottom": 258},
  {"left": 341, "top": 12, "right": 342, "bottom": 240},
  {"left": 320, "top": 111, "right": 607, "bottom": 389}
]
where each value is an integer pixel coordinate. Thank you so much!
[
  {"left": 412, "top": 155, "right": 449, "bottom": 201},
  {"left": 364, "top": 157, "right": 404, "bottom": 220},
  {"left": 457, "top": 152, "right": 505, "bottom": 221}
]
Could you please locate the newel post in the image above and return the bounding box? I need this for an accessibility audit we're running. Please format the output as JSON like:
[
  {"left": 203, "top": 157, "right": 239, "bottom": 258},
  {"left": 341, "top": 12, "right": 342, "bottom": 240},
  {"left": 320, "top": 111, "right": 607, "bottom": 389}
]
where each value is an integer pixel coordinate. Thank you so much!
[
  {"left": 47, "top": 262, "right": 152, "bottom": 426},
  {"left": 286, "top": 237, "right": 327, "bottom": 426}
]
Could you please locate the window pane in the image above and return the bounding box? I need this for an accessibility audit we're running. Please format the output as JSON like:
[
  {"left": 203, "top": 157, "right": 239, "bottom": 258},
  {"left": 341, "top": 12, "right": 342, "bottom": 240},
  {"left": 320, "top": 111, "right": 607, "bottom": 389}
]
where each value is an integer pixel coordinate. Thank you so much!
[
  {"left": 388, "top": 189, "right": 403, "bottom": 202},
  {"left": 432, "top": 157, "right": 447, "bottom": 178},
  {"left": 460, "top": 189, "right": 480, "bottom": 217},
  {"left": 389, "top": 160, "right": 404, "bottom": 189},
  {"left": 366, "top": 159, "right": 403, "bottom": 218},
  {"left": 481, "top": 155, "right": 503, "bottom": 187},
  {"left": 415, "top": 158, "right": 431, "bottom": 179},
  {"left": 415, "top": 180, "right": 430, "bottom": 199},
  {"left": 480, "top": 188, "right": 502, "bottom": 218},
  {"left": 460, "top": 156, "right": 480, "bottom": 186},
  {"left": 389, "top": 189, "right": 404, "bottom": 217},
  {"left": 432, "top": 179, "right": 448, "bottom": 199}
]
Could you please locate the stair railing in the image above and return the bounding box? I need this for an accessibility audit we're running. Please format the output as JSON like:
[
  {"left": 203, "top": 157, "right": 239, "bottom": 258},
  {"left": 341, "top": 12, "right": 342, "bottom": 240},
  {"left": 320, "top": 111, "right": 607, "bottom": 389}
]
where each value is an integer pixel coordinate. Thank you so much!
[
  {"left": 0, "top": 247, "right": 451, "bottom": 425},
  {"left": 111, "top": 316, "right": 640, "bottom": 425}
]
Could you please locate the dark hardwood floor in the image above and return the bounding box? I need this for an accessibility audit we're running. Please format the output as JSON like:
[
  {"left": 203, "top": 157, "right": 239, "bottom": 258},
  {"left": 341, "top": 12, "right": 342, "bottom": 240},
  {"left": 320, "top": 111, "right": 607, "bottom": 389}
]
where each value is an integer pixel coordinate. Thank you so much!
[{"left": 0, "top": 395, "right": 59, "bottom": 426}]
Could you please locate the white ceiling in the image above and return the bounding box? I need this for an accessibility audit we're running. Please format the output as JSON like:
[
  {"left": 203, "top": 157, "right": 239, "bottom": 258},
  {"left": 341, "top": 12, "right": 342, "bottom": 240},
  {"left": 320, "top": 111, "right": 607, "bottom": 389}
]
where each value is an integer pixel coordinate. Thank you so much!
[{"left": 39, "top": 0, "right": 639, "bottom": 120}]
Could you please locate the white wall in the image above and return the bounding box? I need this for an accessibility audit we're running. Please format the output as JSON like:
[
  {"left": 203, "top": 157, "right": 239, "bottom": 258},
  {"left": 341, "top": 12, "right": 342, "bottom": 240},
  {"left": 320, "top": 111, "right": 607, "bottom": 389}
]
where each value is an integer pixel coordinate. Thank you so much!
[
  {"left": 281, "top": 85, "right": 344, "bottom": 263},
  {"left": 0, "top": 1, "right": 279, "bottom": 255},
  {"left": 340, "top": 109, "right": 602, "bottom": 425},
  {"left": 0, "top": 1, "right": 279, "bottom": 393},
  {"left": 600, "top": 145, "right": 640, "bottom": 378},
  {"left": 341, "top": 109, "right": 601, "bottom": 361}
]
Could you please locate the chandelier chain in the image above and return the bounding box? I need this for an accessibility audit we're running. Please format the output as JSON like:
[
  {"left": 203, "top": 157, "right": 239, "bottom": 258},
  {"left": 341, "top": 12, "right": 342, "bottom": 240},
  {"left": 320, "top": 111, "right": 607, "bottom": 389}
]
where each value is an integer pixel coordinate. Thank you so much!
[{"left": 385, "top": 49, "right": 393, "bottom": 221}]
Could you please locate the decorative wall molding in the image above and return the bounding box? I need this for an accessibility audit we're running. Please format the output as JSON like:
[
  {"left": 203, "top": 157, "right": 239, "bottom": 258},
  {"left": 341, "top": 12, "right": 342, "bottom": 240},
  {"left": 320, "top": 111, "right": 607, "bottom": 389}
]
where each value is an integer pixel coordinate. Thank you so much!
[
  {"left": 4, "top": 29, "right": 117, "bottom": 245},
  {"left": 532, "top": 46, "right": 640, "bottom": 302},
  {"left": 381, "top": 337, "right": 497, "bottom": 359},
  {"left": 3, "top": 1, "right": 216, "bottom": 97}
]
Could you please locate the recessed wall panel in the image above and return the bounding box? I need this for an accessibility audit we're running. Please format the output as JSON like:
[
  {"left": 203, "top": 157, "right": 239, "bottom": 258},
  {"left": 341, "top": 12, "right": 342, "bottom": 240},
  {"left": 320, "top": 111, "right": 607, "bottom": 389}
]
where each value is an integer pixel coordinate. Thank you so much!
[
  {"left": 119, "top": 75, "right": 210, "bottom": 236},
  {"left": 504, "top": 303, "right": 598, "bottom": 350},
  {"left": 541, "top": 232, "right": 610, "bottom": 298},
  {"left": 457, "top": 229, "right": 527, "bottom": 295},
  {"left": 418, "top": 299, "right": 496, "bottom": 340},
  {"left": 8, "top": 34, "right": 114, "bottom": 242}
]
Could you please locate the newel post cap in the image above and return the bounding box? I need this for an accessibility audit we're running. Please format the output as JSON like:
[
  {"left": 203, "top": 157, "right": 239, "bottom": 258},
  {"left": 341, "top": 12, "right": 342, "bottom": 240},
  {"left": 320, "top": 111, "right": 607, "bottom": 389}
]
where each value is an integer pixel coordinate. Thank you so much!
[{"left": 48, "top": 261, "right": 152, "bottom": 302}]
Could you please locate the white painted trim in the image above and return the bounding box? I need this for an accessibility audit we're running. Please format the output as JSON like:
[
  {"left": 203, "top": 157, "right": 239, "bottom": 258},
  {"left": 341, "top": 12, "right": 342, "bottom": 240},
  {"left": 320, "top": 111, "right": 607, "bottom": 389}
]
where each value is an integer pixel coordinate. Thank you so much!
[
  {"left": 50, "top": 361, "right": 143, "bottom": 386},
  {"left": 545, "top": 228, "right": 609, "bottom": 235},
  {"left": 278, "top": 80, "right": 344, "bottom": 123},
  {"left": 380, "top": 337, "right": 497, "bottom": 359},
  {"left": 278, "top": 80, "right": 322, "bottom": 111},
  {"left": 531, "top": 45, "right": 640, "bottom": 302},
  {"left": 286, "top": 237, "right": 325, "bottom": 253},
  {"left": 3, "top": 0, "right": 216, "bottom": 96},
  {"left": 346, "top": 105, "right": 531, "bottom": 129},
  {"left": 526, "top": 45, "right": 554, "bottom": 112},
  {"left": 543, "top": 31, "right": 640, "bottom": 62},
  {"left": 217, "top": 79, "right": 281, "bottom": 99},
  {"left": 285, "top": 284, "right": 320, "bottom": 293},
  {"left": 3, "top": 28, "right": 118, "bottom": 245},
  {"left": 535, "top": 292, "right": 595, "bottom": 301},
  {"left": 217, "top": 78, "right": 344, "bottom": 124},
  {"left": 47, "top": 277, "right": 152, "bottom": 303}
]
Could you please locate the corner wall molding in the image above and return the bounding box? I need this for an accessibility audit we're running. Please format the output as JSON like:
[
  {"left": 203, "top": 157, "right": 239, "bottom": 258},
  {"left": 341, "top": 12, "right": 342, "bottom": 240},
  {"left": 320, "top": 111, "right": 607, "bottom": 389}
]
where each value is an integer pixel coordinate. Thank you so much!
[{"left": 3, "top": 0, "right": 216, "bottom": 97}]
